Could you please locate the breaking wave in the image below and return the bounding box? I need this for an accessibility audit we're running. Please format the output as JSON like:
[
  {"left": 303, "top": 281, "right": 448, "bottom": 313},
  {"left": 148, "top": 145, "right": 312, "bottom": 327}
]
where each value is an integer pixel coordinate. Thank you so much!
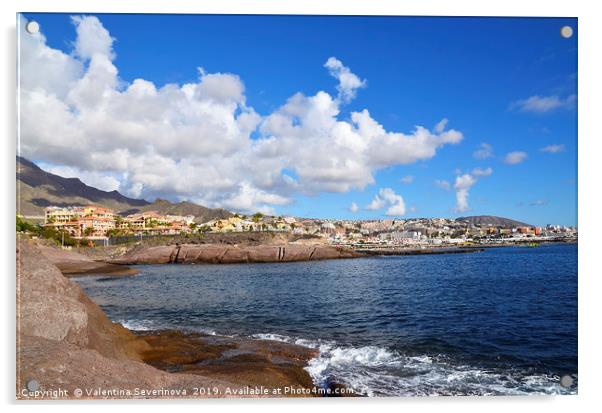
[{"left": 251, "top": 333, "right": 577, "bottom": 396}]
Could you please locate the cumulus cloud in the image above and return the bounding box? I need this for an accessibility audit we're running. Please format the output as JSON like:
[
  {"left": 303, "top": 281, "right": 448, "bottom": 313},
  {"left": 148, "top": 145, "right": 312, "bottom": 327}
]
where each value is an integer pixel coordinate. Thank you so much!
[
  {"left": 71, "top": 15, "right": 115, "bottom": 60},
  {"left": 453, "top": 173, "right": 476, "bottom": 213},
  {"left": 504, "top": 151, "right": 528, "bottom": 165},
  {"left": 471, "top": 167, "right": 493, "bottom": 177},
  {"left": 400, "top": 175, "right": 414, "bottom": 184},
  {"left": 366, "top": 195, "right": 386, "bottom": 210},
  {"left": 540, "top": 144, "right": 565, "bottom": 153},
  {"left": 450, "top": 166, "right": 493, "bottom": 212},
  {"left": 473, "top": 143, "right": 493, "bottom": 160},
  {"left": 324, "top": 57, "right": 366, "bottom": 103},
  {"left": 366, "top": 188, "right": 406, "bottom": 216},
  {"left": 510, "top": 94, "right": 576, "bottom": 113},
  {"left": 348, "top": 202, "right": 359, "bottom": 214},
  {"left": 434, "top": 118, "right": 448, "bottom": 134},
  {"left": 40, "top": 163, "right": 121, "bottom": 192},
  {"left": 434, "top": 179, "right": 451, "bottom": 191},
  {"left": 18, "top": 16, "right": 464, "bottom": 214}
]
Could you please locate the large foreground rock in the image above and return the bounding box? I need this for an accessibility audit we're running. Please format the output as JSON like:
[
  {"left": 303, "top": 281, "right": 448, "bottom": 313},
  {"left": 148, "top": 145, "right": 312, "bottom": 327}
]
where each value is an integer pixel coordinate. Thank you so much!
[
  {"left": 16, "top": 240, "right": 238, "bottom": 399},
  {"left": 113, "top": 243, "right": 361, "bottom": 265},
  {"left": 16, "top": 240, "right": 326, "bottom": 399}
]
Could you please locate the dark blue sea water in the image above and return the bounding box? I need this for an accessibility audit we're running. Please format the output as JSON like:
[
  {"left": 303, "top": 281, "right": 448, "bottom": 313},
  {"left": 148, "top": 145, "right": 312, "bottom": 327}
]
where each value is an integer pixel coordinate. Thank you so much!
[{"left": 74, "top": 243, "right": 577, "bottom": 396}]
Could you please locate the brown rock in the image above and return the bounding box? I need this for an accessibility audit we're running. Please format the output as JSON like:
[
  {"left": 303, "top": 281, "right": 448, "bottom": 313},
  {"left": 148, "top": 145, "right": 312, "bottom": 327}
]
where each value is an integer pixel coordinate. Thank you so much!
[
  {"left": 36, "top": 243, "right": 138, "bottom": 276},
  {"left": 17, "top": 241, "right": 149, "bottom": 361},
  {"left": 114, "top": 243, "right": 361, "bottom": 265},
  {"left": 16, "top": 240, "right": 325, "bottom": 399}
]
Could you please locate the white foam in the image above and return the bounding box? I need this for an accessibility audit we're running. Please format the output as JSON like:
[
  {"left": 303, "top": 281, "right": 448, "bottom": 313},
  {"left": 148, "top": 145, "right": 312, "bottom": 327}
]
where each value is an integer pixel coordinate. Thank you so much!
[
  {"left": 118, "top": 319, "right": 217, "bottom": 335},
  {"left": 249, "top": 332, "right": 577, "bottom": 397},
  {"left": 309, "top": 345, "right": 576, "bottom": 396},
  {"left": 118, "top": 319, "right": 156, "bottom": 331},
  {"left": 120, "top": 326, "right": 576, "bottom": 396}
]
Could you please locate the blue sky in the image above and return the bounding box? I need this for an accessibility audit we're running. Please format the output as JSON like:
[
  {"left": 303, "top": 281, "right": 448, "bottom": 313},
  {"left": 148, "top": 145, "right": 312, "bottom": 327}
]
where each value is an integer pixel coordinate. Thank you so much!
[{"left": 20, "top": 14, "right": 577, "bottom": 226}]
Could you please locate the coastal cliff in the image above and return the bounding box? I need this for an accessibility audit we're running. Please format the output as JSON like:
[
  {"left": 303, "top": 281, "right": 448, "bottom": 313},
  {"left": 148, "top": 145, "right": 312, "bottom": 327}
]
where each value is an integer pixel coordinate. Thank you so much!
[
  {"left": 16, "top": 240, "right": 321, "bottom": 399},
  {"left": 112, "top": 243, "right": 361, "bottom": 265}
]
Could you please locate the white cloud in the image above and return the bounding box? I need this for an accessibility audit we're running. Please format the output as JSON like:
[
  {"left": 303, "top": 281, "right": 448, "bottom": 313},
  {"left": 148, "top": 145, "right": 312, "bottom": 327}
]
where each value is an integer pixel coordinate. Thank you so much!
[
  {"left": 366, "top": 195, "right": 386, "bottom": 211},
  {"left": 434, "top": 118, "right": 448, "bottom": 134},
  {"left": 473, "top": 143, "right": 493, "bottom": 159},
  {"left": 324, "top": 57, "right": 366, "bottom": 103},
  {"left": 471, "top": 167, "right": 493, "bottom": 177},
  {"left": 19, "top": 16, "right": 464, "bottom": 214},
  {"left": 400, "top": 175, "right": 414, "bottom": 184},
  {"left": 451, "top": 167, "right": 493, "bottom": 212},
  {"left": 540, "top": 144, "right": 565, "bottom": 153},
  {"left": 366, "top": 188, "right": 406, "bottom": 216},
  {"left": 510, "top": 94, "right": 576, "bottom": 113},
  {"left": 434, "top": 179, "right": 451, "bottom": 191},
  {"left": 19, "top": 21, "right": 83, "bottom": 99},
  {"left": 71, "top": 15, "right": 115, "bottom": 60},
  {"left": 453, "top": 173, "right": 476, "bottom": 213},
  {"left": 42, "top": 164, "right": 121, "bottom": 192},
  {"left": 349, "top": 202, "right": 359, "bottom": 214},
  {"left": 504, "top": 151, "right": 528, "bottom": 165}
]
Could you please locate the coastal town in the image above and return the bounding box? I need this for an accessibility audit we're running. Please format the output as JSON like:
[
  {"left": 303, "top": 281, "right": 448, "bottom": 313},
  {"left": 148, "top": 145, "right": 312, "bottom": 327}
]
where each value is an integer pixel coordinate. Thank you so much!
[{"left": 32, "top": 205, "right": 578, "bottom": 248}]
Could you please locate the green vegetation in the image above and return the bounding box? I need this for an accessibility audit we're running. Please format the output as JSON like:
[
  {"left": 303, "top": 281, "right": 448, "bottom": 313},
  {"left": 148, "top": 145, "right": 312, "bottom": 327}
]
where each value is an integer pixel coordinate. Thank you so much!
[
  {"left": 16, "top": 215, "right": 38, "bottom": 233},
  {"left": 252, "top": 212, "right": 264, "bottom": 223},
  {"left": 17, "top": 215, "right": 79, "bottom": 247}
]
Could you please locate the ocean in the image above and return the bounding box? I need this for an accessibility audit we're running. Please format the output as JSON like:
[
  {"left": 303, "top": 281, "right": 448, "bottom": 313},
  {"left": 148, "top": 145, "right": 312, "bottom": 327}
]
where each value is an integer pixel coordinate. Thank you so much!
[{"left": 74, "top": 243, "right": 578, "bottom": 396}]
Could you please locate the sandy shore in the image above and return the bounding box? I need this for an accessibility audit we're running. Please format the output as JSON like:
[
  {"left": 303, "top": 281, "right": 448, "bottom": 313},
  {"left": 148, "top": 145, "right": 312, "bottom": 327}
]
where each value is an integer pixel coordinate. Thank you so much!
[{"left": 16, "top": 240, "right": 333, "bottom": 399}]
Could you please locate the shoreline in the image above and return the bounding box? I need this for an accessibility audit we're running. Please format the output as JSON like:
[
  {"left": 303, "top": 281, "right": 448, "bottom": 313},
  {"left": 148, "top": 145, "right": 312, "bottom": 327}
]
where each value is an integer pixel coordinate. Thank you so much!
[
  {"left": 17, "top": 239, "right": 577, "bottom": 399},
  {"left": 35, "top": 240, "right": 577, "bottom": 277},
  {"left": 17, "top": 240, "right": 337, "bottom": 399}
]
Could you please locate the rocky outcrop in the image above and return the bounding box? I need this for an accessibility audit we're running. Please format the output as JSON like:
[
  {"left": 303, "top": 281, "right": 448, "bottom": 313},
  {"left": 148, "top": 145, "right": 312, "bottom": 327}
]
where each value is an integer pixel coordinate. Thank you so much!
[
  {"left": 16, "top": 240, "right": 325, "bottom": 399},
  {"left": 18, "top": 241, "right": 147, "bottom": 359},
  {"left": 36, "top": 244, "right": 138, "bottom": 276},
  {"left": 16, "top": 240, "right": 237, "bottom": 399},
  {"left": 112, "top": 243, "right": 361, "bottom": 265}
]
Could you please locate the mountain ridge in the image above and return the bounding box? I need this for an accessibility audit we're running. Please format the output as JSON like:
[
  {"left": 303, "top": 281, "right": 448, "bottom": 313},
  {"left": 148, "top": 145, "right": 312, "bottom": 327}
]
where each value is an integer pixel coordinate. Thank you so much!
[{"left": 16, "top": 156, "right": 232, "bottom": 222}]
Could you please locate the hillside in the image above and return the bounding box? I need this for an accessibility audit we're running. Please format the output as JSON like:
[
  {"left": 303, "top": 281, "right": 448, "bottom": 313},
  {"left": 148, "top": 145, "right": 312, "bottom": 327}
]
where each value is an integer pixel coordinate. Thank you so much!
[
  {"left": 124, "top": 199, "right": 232, "bottom": 223},
  {"left": 16, "top": 157, "right": 231, "bottom": 222},
  {"left": 17, "top": 156, "right": 149, "bottom": 216},
  {"left": 456, "top": 215, "right": 531, "bottom": 228}
]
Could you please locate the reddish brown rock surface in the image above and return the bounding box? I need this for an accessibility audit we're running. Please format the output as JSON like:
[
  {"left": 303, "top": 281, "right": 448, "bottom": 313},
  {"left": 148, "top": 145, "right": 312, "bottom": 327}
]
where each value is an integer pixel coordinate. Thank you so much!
[
  {"left": 16, "top": 240, "right": 324, "bottom": 400},
  {"left": 37, "top": 244, "right": 138, "bottom": 276},
  {"left": 112, "top": 243, "right": 360, "bottom": 265}
]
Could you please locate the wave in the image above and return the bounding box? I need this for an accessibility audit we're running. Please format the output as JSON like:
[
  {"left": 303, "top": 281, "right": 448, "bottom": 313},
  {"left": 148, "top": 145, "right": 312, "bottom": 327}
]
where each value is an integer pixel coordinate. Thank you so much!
[
  {"left": 251, "top": 333, "right": 577, "bottom": 396},
  {"left": 121, "top": 325, "right": 576, "bottom": 396}
]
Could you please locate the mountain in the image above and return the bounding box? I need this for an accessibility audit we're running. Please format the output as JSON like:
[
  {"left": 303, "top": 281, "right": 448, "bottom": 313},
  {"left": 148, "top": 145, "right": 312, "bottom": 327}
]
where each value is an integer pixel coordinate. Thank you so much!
[
  {"left": 456, "top": 215, "right": 531, "bottom": 228},
  {"left": 16, "top": 156, "right": 231, "bottom": 222},
  {"left": 17, "top": 156, "right": 149, "bottom": 216},
  {"left": 124, "top": 199, "right": 232, "bottom": 223}
]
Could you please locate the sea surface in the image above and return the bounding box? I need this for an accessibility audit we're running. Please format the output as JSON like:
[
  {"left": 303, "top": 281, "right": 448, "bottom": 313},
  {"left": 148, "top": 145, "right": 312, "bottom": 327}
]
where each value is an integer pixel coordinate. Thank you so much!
[{"left": 74, "top": 243, "right": 578, "bottom": 396}]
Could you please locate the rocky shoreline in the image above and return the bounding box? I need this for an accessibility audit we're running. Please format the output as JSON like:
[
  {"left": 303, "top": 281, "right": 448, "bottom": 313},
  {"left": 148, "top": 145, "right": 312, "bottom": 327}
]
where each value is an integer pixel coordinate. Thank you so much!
[
  {"left": 110, "top": 243, "right": 361, "bottom": 265},
  {"left": 36, "top": 244, "right": 139, "bottom": 276},
  {"left": 16, "top": 240, "right": 334, "bottom": 399}
]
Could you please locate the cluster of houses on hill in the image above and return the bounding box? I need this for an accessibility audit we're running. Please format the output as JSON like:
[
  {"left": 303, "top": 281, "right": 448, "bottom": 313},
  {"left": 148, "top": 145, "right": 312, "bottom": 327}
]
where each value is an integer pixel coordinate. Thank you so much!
[
  {"left": 41, "top": 205, "right": 578, "bottom": 245},
  {"left": 44, "top": 206, "right": 195, "bottom": 238},
  {"left": 42, "top": 205, "right": 301, "bottom": 239}
]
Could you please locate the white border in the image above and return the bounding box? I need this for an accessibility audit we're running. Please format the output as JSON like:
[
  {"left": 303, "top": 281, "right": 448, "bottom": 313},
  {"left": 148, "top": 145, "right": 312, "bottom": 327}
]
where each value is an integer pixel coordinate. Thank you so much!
[{"left": 2, "top": 1, "right": 601, "bottom": 412}]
